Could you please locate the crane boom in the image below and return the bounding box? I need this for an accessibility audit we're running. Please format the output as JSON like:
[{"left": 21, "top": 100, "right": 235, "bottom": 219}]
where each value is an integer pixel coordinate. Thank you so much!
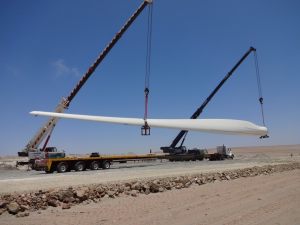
[
  {"left": 19, "top": 0, "right": 152, "bottom": 156},
  {"left": 161, "top": 47, "right": 256, "bottom": 154},
  {"left": 66, "top": 0, "right": 152, "bottom": 106}
]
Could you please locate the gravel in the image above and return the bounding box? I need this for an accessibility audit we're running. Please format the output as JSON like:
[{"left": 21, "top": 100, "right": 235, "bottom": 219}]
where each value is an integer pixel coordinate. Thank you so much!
[{"left": 0, "top": 162, "right": 299, "bottom": 217}]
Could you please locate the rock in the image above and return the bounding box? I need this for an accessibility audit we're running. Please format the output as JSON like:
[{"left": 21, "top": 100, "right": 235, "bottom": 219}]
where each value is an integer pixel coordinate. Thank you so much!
[
  {"left": 164, "top": 183, "right": 172, "bottom": 190},
  {"left": 37, "top": 190, "right": 46, "bottom": 195},
  {"left": 21, "top": 197, "right": 29, "bottom": 203},
  {"left": 130, "top": 190, "right": 138, "bottom": 197},
  {"left": 20, "top": 204, "right": 30, "bottom": 211},
  {"left": 184, "top": 182, "right": 192, "bottom": 188},
  {"left": 196, "top": 177, "right": 205, "bottom": 185},
  {"left": 0, "top": 200, "right": 8, "bottom": 208},
  {"left": 82, "top": 200, "right": 91, "bottom": 205},
  {"left": 96, "top": 186, "right": 105, "bottom": 194},
  {"left": 63, "top": 197, "right": 75, "bottom": 203},
  {"left": 47, "top": 199, "right": 58, "bottom": 207},
  {"left": 181, "top": 178, "right": 190, "bottom": 185},
  {"left": 93, "top": 198, "right": 101, "bottom": 203},
  {"left": 16, "top": 212, "right": 30, "bottom": 217},
  {"left": 206, "top": 175, "right": 214, "bottom": 182},
  {"left": 153, "top": 179, "right": 161, "bottom": 185},
  {"left": 124, "top": 182, "right": 132, "bottom": 187},
  {"left": 47, "top": 190, "right": 58, "bottom": 197},
  {"left": 42, "top": 194, "right": 47, "bottom": 200},
  {"left": 124, "top": 186, "right": 131, "bottom": 191},
  {"left": 0, "top": 208, "right": 7, "bottom": 215},
  {"left": 132, "top": 182, "right": 142, "bottom": 190},
  {"left": 0, "top": 162, "right": 297, "bottom": 214},
  {"left": 144, "top": 189, "right": 150, "bottom": 195},
  {"left": 149, "top": 183, "right": 160, "bottom": 193},
  {"left": 213, "top": 175, "right": 221, "bottom": 181},
  {"left": 58, "top": 190, "right": 74, "bottom": 201},
  {"left": 62, "top": 203, "right": 71, "bottom": 209},
  {"left": 7, "top": 202, "right": 20, "bottom": 215},
  {"left": 175, "top": 183, "right": 183, "bottom": 189},
  {"left": 75, "top": 190, "right": 88, "bottom": 201},
  {"left": 142, "top": 184, "right": 150, "bottom": 190},
  {"left": 106, "top": 191, "right": 115, "bottom": 198},
  {"left": 117, "top": 186, "right": 125, "bottom": 194}
]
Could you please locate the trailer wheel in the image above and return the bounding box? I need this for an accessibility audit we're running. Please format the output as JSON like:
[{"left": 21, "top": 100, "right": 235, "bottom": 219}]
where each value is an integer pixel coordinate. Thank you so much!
[
  {"left": 90, "top": 161, "right": 99, "bottom": 170},
  {"left": 57, "top": 162, "right": 68, "bottom": 173},
  {"left": 102, "top": 161, "right": 110, "bottom": 169},
  {"left": 74, "top": 161, "right": 86, "bottom": 171}
]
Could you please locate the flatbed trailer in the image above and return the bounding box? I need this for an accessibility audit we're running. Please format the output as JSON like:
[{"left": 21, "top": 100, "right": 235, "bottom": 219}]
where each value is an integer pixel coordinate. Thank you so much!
[
  {"left": 36, "top": 146, "right": 233, "bottom": 173},
  {"left": 37, "top": 153, "right": 163, "bottom": 173}
]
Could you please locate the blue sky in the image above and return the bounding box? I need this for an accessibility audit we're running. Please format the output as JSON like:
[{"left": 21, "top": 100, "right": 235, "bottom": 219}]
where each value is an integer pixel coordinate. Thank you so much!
[{"left": 0, "top": 0, "right": 299, "bottom": 155}]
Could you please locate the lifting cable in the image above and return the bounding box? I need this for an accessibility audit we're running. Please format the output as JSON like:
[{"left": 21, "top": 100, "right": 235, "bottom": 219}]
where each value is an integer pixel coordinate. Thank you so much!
[
  {"left": 253, "top": 51, "right": 269, "bottom": 138},
  {"left": 141, "top": 2, "right": 153, "bottom": 135}
]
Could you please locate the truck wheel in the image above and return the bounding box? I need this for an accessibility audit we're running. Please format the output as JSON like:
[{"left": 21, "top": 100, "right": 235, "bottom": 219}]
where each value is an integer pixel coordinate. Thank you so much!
[
  {"left": 75, "top": 161, "right": 86, "bottom": 171},
  {"left": 90, "top": 161, "right": 99, "bottom": 170},
  {"left": 102, "top": 161, "right": 110, "bottom": 169},
  {"left": 57, "top": 162, "right": 68, "bottom": 173}
]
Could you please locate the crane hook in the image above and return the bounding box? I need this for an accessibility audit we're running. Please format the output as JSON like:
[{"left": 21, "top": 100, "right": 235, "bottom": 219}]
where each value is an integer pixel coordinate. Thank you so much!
[{"left": 141, "top": 88, "right": 150, "bottom": 135}]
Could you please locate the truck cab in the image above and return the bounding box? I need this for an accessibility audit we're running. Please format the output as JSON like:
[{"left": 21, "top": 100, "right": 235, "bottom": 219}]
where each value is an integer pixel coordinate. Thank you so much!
[{"left": 216, "top": 145, "right": 234, "bottom": 159}]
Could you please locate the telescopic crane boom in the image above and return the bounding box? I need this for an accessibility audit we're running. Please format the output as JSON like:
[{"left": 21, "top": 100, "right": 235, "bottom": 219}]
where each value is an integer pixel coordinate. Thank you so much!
[
  {"left": 161, "top": 47, "right": 257, "bottom": 154},
  {"left": 19, "top": 0, "right": 153, "bottom": 156}
]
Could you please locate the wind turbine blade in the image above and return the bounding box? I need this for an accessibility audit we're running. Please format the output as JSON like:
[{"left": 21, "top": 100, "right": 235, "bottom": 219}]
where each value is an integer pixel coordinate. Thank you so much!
[{"left": 30, "top": 111, "right": 268, "bottom": 136}]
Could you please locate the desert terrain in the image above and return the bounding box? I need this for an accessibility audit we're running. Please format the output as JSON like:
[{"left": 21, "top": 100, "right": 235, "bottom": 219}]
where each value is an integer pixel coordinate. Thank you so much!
[{"left": 0, "top": 145, "right": 299, "bottom": 225}]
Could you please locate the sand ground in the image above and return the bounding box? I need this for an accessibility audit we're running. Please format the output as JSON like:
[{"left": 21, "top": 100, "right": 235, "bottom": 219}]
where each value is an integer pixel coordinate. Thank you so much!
[
  {"left": 0, "top": 145, "right": 299, "bottom": 194},
  {"left": 1, "top": 169, "right": 299, "bottom": 225},
  {"left": 0, "top": 145, "right": 299, "bottom": 224}
]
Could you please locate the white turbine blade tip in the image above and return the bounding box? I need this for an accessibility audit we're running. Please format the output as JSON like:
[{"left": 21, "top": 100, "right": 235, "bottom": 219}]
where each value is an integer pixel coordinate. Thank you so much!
[{"left": 30, "top": 111, "right": 39, "bottom": 115}]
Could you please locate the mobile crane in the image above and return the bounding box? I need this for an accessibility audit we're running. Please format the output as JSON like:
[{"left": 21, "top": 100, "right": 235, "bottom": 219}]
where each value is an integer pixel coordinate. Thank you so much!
[
  {"left": 18, "top": 0, "right": 153, "bottom": 163},
  {"left": 161, "top": 47, "right": 267, "bottom": 161},
  {"left": 31, "top": 47, "right": 266, "bottom": 172}
]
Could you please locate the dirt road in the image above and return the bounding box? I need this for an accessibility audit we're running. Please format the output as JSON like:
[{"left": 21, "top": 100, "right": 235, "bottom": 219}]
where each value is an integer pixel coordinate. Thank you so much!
[
  {"left": 1, "top": 169, "right": 299, "bottom": 225},
  {"left": 0, "top": 145, "right": 299, "bottom": 194}
]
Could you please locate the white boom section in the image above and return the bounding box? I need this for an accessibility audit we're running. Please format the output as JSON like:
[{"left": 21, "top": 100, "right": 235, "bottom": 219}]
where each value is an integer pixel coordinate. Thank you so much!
[{"left": 30, "top": 111, "right": 268, "bottom": 136}]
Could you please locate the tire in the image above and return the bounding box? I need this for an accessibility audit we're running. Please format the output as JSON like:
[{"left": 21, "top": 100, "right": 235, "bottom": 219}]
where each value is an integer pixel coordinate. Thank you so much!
[
  {"left": 102, "top": 161, "right": 110, "bottom": 169},
  {"left": 57, "top": 162, "right": 68, "bottom": 173},
  {"left": 74, "top": 161, "right": 86, "bottom": 172},
  {"left": 90, "top": 161, "right": 99, "bottom": 170}
]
